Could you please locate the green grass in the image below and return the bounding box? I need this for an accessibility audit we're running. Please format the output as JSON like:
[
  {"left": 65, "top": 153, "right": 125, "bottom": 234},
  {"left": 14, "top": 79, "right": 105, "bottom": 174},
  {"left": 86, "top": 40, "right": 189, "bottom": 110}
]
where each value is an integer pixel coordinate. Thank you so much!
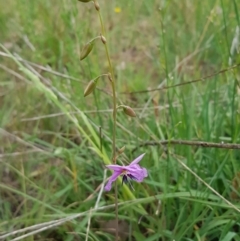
[{"left": 1, "top": 0, "right": 240, "bottom": 240}]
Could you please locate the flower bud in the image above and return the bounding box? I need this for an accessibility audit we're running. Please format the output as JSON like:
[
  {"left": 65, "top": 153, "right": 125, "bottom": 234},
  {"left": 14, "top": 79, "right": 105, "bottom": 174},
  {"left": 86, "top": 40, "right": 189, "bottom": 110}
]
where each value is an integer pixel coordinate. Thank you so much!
[
  {"left": 118, "top": 146, "right": 125, "bottom": 154},
  {"left": 84, "top": 78, "right": 99, "bottom": 97},
  {"left": 94, "top": 1, "right": 100, "bottom": 11},
  {"left": 78, "top": 0, "right": 92, "bottom": 2},
  {"left": 123, "top": 106, "right": 136, "bottom": 117},
  {"left": 101, "top": 35, "right": 107, "bottom": 44},
  {"left": 80, "top": 41, "right": 94, "bottom": 60}
]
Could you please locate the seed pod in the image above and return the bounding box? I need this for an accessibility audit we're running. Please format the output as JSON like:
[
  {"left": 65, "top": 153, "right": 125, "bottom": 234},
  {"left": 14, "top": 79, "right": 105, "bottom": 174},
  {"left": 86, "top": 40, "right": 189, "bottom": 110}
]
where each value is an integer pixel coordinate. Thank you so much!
[
  {"left": 78, "top": 0, "right": 92, "bottom": 2},
  {"left": 84, "top": 78, "right": 99, "bottom": 97},
  {"left": 80, "top": 41, "right": 94, "bottom": 60},
  {"left": 123, "top": 106, "right": 136, "bottom": 117}
]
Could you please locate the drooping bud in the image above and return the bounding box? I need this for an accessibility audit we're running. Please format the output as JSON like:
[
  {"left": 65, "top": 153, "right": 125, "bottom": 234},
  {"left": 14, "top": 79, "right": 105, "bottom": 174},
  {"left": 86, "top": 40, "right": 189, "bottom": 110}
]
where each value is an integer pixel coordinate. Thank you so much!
[
  {"left": 78, "top": 0, "right": 92, "bottom": 2},
  {"left": 101, "top": 35, "right": 107, "bottom": 44},
  {"left": 123, "top": 106, "right": 137, "bottom": 117},
  {"left": 94, "top": 1, "right": 100, "bottom": 11},
  {"left": 80, "top": 41, "right": 94, "bottom": 60},
  {"left": 117, "top": 146, "right": 125, "bottom": 154},
  {"left": 84, "top": 77, "right": 99, "bottom": 97}
]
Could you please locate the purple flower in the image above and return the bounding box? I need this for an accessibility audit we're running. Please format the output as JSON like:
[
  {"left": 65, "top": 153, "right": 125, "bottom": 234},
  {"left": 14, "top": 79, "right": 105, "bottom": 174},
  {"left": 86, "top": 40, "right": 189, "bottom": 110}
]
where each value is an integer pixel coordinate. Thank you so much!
[{"left": 104, "top": 153, "right": 148, "bottom": 191}]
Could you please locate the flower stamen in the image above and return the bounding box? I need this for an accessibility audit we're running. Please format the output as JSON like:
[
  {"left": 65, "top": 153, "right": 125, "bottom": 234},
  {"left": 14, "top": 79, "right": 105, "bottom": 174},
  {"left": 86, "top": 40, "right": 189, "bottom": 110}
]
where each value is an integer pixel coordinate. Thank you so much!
[
  {"left": 127, "top": 173, "right": 137, "bottom": 180},
  {"left": 122, "top": 175, "right": 128, "bottom": 185},
  {"left": 122, "top": 174, "right": 135, "bottom": 191}
]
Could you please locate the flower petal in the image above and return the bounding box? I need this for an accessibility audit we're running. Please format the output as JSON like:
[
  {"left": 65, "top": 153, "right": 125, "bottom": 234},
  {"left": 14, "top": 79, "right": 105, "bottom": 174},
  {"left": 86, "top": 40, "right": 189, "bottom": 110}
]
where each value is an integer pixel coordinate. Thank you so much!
[
  {"left": 106, "top": 164, "right": 124, "bottom": 172},
  {"left": 129, "top": 153, "right": 145, "bottom": 165},
  {"left": 124, "top": 164, "right": 143, "bottom": 173},
  {"left": 125, "top": 166, "right": 148, "bottom": 182},
  {"left": 104, "top": 171, "right": 121, "bottom": 191}
]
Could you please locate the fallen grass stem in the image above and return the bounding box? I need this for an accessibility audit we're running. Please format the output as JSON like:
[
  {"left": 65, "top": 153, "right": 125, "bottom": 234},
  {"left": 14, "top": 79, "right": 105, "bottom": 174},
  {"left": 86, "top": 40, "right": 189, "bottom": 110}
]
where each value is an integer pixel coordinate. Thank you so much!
[
  {"left": 123, "top": 63, "right": 240, "bottom": 94},
  {"left": 132, "top": 139, "right": 240, "bottom": 153}
]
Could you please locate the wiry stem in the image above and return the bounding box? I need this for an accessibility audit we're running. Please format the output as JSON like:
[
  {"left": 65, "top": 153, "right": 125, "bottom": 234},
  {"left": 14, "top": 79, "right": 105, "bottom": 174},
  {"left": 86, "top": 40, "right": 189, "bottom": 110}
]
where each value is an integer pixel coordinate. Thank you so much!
[{"left": 94, "top": 1, "right": 118, "bottom": 240}]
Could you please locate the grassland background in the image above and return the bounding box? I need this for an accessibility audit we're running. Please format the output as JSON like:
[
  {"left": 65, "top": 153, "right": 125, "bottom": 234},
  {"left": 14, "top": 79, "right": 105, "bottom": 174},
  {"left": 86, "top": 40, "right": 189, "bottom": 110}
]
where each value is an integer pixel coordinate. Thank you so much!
[{"left": 0, "top": 0, "right": 240, "bottom": 240}]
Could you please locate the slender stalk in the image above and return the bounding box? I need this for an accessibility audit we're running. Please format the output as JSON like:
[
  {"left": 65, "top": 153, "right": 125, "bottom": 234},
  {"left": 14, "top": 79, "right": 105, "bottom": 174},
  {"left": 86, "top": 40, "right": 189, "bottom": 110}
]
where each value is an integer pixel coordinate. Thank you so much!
[{"left": 94, "top": 1, "right": 118, "bottom": 240}]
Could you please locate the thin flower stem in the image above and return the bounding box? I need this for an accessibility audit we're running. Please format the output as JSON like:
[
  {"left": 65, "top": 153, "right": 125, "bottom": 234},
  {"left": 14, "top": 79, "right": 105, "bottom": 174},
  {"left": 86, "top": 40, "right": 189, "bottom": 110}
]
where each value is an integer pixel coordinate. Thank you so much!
[
  {"left": 95, "top": 1, "right": 117, "bottom": 164},
  {"left": 94, "top": 1, "right": 118, "bottom": 240},
  {"left": 89, "top": 35, "right": 101, "bottom": 42}
]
